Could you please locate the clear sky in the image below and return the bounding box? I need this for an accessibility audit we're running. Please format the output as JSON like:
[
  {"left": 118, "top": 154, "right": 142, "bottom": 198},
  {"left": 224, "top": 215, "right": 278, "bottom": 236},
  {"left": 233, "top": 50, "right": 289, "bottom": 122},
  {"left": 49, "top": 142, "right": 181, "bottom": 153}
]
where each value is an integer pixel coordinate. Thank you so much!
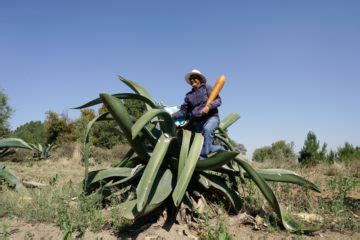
[{"left": 1, "top": 1, "right": 359, "bottom": 158}]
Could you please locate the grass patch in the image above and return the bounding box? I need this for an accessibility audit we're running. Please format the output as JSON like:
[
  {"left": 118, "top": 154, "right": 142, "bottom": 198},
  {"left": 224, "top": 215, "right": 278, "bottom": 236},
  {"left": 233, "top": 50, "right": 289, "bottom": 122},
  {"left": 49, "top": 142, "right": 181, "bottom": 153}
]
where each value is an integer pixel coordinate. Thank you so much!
[{"left": 0, "top": 180, "right": 130, "bottom": 238}]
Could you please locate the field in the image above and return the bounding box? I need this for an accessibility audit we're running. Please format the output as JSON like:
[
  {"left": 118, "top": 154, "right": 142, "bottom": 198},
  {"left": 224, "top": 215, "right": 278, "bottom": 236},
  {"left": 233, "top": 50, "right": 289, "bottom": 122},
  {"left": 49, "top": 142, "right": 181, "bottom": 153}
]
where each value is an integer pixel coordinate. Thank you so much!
[{"left": 0, "top": 143, "right": 359, "bottom": 240}]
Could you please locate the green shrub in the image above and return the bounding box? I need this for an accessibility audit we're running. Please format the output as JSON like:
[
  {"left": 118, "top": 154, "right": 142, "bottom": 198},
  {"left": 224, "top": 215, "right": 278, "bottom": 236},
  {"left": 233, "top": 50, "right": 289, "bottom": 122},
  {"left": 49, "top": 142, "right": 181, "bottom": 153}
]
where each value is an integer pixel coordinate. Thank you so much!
[
  {"left": 252, "top": 140, "right": 296, "bottom": 162},
  {"left": 11, "top": 121, "right": 46, "bottom": 145},
  {"left": 298, "top": 131, "right": 327, "bottom": 165},
  {"left": 0, "top": 89, "right": 13, "bottom": 138},
  {"left": 337, "top": 142, "right": 360, "bottom": 163},
  {"left": 44, "top": 111, "right": 77, "bottom": 144}
]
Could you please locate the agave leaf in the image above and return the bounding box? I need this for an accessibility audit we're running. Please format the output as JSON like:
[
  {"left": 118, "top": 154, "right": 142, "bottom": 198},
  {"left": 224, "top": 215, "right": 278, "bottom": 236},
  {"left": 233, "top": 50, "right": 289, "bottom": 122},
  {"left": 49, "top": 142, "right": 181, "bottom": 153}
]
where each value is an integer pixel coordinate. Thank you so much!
[
  {"left": 136, "top": 134, "right": 173, "bottom": 211},
  {"left": 131, "top": 109, "right": 176, "bottom": 139},
  {"left": 172, "top": 133, "right": 204, "bottom": 207},
  {"left": 121, "top": 168, "right": 173, "bottom": 219},
  {"left": 234, "top": 157, "right": 319, "bottom": 232},
  {"left": 219, "top": 113, "right": 240, "bottom": 130},
  {"left": 213, "top": 165, "right": 239, "bottom": 175},
  {"left": 122, "top": 156, "right": 144, "bottom": 168},
  {"left": 195, "top": 151, "right": 239, "bottom": 171},
  {"left": 73, "top": 93, "right": 156, "bottom": 109},
  {"left": 86, "top": 167, "right": 133, "bottom": 188},
  {"left": 0, "top": 148, "right": 15, "bottom": 158},
  {"left": 100, "top": 93, "right": 149, "bottom": 161},
  {"left": 29, "top": 143, "right": 38, "bottom": 151},
  {"left": 200, "top": 173, "right": 242, "bottom": 212},
  {"left": 0, "top": 163, "right": 25, "bottom": 192},
  {"left": 214, "top": 135, "right": 235, "bottom": 151},
  {"left": 104, "top": 166, "right": 145, "bottom": 188},
  {"left": 251, "top": 169, "right": 321, "bottom": 193},
  {"left": 178, "top": 130, "right": 191, "bottom": 179},
  {"left": 194, "top": 173, "right": 210, "bottom": 189},
  {"left": 0, "top": 138, "right": 33, "bottom": 151},
  {"left": 111, "top": 148, "right": 135, "bottom": 167},
  {"left": 83, "top": 112, "right": 112, "bottom": 188},
  {"left": 117, "top": 199, "right": 139, "bottom": 220},
  {"left": 118, "top": 76, "right": 154, "bottom": 102}
]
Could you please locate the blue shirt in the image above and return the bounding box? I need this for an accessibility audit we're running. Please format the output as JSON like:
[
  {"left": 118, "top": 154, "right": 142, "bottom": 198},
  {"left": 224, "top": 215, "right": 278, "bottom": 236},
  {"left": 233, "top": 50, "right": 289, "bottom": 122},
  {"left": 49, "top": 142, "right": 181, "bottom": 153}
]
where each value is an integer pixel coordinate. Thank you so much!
[{"left": 173, "top": 83, "right": 221, "bottom": 120}]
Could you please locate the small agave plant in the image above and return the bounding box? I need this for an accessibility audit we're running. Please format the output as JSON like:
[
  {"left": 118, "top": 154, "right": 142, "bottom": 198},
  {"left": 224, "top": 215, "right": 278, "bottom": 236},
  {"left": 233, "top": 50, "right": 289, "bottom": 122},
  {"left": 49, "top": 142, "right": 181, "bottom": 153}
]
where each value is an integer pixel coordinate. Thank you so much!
[
  {"left": 29, "top": 143, "right": 55, "bottom": 160},
  {"left": 75, "top": 76, "right": 321, "bottom": 233},
  {"left": 0, "top": 138, "right": 54, "bottom": 160}
]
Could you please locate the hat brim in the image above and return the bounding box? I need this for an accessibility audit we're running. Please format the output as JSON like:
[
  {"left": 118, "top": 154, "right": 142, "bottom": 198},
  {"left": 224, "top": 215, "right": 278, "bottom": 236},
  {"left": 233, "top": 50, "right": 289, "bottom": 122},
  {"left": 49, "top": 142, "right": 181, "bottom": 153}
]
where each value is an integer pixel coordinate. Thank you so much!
[{"left": 185, "top": 72, "right": 207, "bottom": 85}]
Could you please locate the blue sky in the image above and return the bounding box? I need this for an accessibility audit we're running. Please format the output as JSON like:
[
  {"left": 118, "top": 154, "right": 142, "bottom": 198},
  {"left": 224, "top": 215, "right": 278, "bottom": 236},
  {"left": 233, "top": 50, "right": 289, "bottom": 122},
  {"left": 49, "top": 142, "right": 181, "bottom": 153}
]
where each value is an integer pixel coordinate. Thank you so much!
[{"left": 1, "top": 1, "right": 359, "bottom": 157}]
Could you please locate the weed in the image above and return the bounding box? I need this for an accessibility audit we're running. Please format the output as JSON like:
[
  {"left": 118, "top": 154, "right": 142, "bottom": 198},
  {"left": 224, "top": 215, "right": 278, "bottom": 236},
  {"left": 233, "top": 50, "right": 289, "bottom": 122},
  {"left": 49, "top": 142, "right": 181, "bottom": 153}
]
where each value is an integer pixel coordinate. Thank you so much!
[
  {"left": 49, "top": 174, "right": 59, "bottom": 186},
  {"left": 1, "top": 224, "right": 9, "bottom": 240},
  {"left": 197, "top": 204, "right": 233, "bottom": 240},
  {"left": 24, "top": 231, "right": 34, "bottom": 240}
]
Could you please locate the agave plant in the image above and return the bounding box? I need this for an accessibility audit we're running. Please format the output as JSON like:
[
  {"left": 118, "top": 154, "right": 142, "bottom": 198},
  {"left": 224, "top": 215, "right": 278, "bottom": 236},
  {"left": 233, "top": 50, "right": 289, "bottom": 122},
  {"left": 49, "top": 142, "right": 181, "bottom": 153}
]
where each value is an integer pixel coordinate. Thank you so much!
[
  {"left": 29, "top": 143, "right": 55, "bottom": 160},
  {"left": 0, "top": 138, "right": 54, "bottom": 160},
  {"left": 75, "top": 76, "right": 321, "bottom": 233}
]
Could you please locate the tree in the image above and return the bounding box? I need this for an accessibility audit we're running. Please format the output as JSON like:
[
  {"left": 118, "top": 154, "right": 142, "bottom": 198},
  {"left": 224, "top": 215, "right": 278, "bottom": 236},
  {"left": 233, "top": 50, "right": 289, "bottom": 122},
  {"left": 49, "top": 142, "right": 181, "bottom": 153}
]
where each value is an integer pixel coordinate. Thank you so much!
[
  {"left": 73, "top": 108, "right": 96, "bottom": 142},
  {"left": 92, "top": 104, "right": 126, "bottom": 149},
  {"left": 252, "top": 140, "right": 296, "bottom": 162},
  {"left": 337, "top": 142, "right": 360, "bottom": 162},
  {"left": 298, "top": 131, "right": 327, "bottom": 165},
  {"left": 44, "top": 111, "right": 76, "bottom": 144},
  {"left": 12, "top": 121, "right": 46, "bottom": 145},
  {"left": 0, "top": 90, "right": 13, "bottom": 137}
]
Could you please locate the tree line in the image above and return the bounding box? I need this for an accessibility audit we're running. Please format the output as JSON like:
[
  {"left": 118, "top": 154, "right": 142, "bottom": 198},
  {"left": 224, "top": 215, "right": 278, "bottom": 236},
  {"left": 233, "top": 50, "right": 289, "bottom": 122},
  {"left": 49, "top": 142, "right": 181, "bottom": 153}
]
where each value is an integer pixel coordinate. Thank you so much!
[
  {"left": 1, "top": 89, "right": 359, "bottom": 164},
  {"left": 0, "top": 89, "right": 144, "bottom": 149},
  {"left": 253, "top": 132, "right": 360, "bottom": 165}
]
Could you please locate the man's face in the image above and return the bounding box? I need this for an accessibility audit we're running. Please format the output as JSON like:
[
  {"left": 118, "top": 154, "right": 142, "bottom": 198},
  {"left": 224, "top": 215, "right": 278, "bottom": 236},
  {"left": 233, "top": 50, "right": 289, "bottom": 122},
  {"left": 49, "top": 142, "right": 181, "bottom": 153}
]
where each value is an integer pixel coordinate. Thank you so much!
[{"left": 189, "top": 75, "right": 202, "bottom": 89}]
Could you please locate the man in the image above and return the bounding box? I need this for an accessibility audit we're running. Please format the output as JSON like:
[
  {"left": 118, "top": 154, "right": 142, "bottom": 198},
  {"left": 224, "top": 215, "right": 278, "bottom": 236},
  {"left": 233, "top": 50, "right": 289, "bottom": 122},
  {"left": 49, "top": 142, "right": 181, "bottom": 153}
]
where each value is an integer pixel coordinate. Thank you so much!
[{"left": 172, "top": 69, "right": 224, "bottom": 159}]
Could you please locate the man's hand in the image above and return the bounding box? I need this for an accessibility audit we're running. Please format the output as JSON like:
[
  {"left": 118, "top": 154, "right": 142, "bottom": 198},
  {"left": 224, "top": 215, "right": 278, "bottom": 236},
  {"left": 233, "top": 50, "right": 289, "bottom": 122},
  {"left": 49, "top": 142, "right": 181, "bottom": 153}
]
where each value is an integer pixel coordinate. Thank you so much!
[{"left": 201, "top": 105, "right": 210, "bottom": 116}]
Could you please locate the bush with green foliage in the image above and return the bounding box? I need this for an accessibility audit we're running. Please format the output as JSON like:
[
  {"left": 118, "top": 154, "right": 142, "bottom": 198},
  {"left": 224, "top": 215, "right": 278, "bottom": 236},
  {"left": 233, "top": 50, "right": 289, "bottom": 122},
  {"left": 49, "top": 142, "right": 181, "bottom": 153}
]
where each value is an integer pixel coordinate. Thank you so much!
[
  {"left": 253, "top": 140, "right": 296, "bottom": 162},
  {"left": 73, "top": 109, "right": 96, "bottom": 142},
  {"left": 337, "top": 142, "right": 360, "bottom": 163},
  {"left": 298, "top": 131, "right": 327, "bottom": 165},
  {"left": 44, "top": 111, "right": 76, "bottom": 144},
  {"left": 12, "top": 121, "right": 46, "bottom": 145},
  {"left": 0, "top": 90, "right": 13, "bottom": 138}
]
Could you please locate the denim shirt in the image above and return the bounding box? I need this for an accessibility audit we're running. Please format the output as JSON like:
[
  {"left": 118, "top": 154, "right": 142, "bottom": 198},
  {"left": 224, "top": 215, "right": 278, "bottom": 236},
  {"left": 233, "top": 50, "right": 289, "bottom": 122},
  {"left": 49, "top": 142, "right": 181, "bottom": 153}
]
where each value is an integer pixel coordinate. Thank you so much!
[{"left": 173, "top": 83, "right": 221, "bottom": 120}]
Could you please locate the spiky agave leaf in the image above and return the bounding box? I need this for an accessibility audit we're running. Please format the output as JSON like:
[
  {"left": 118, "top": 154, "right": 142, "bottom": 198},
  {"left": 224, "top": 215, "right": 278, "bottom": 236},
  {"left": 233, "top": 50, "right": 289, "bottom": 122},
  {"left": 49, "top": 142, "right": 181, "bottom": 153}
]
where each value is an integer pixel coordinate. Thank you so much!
[
  {"left": 178, "top": 130, "right": 191, "bottom": 179},
  {"left": 136, "top": 133, "right": 173, "bottom": 211},
  {"left": 0, "top": 138, "right": 33, "bottom": 151},
  {"left": 172, "top": 133, "right": 204, "bottom": 207},
  {"left": 0, "top": 163, "right": 25, "bottom": 192},
  {"left": 111, "top": 149, "right": 135, "bottom": 167},
  {"left": 73, "top": 93, "right": 156, "bottom": 109},
  {"left": 121, "top": 168, "right": 174, "bottom": 219},
  {"left": 0, "top": 148, "right": 15, "bottom": 158},
  {"left": 194, "top": 151, "right": 239, "bottom": 171},
  {"left": 104, "top": 166, "right": 144, "bottom": 188},
  {"left": 83, "top": 112, "right": 113, "bottom": 188},
  {"left": 233, "top": 157, "right": 319, "bottom": 233},
  {"left": 200, "top": 172, "right": 242, "bottom": 212},
  {"left": 131, "top": 109, "right": 176, "bottom": 139},
  {"left": 219, "top": 113, "right": 240, "bottom": 130},
  {"left": 214, "top": 134, "right": 236, "bottom": 151},
  {"left": 118, "top": 76, "right": 154, "bottom": 102},
  {"left": 86, "top": 167, "right": 133, "bottom": 188},
  {"left": 100, "top": 93, "right": 150, "bottom": 161},
  {"left": 251, "top": 169, "right": 321, "bottom": 193}
]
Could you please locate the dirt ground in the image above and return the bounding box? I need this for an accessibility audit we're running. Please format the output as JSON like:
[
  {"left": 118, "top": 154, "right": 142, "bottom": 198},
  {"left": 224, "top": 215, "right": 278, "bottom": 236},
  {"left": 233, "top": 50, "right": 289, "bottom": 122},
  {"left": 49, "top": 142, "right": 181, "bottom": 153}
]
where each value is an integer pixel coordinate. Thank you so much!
[
  {"left": 1, "top": 148, "right": 359, "bottom": 240},
  {"left": 1, "top": 217, "right": 359, "bottom": 240}
]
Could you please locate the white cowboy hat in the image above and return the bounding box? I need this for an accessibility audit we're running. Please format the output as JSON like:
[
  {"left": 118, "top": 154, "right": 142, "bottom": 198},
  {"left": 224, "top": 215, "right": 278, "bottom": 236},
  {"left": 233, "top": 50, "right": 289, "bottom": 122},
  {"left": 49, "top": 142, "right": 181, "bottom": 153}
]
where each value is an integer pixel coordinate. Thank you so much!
[{"left": 185, "top": 69, "right": 207, "bottom": 85}]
